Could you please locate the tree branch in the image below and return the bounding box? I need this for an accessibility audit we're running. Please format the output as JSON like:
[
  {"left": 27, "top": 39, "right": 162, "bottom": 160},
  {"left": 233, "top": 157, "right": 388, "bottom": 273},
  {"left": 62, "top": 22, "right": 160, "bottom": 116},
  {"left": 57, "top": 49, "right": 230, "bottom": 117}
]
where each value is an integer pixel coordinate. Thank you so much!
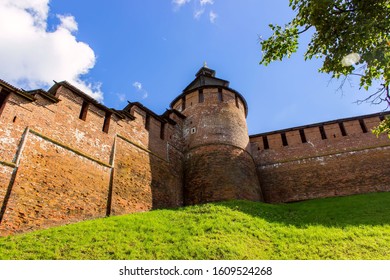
[
  {"left": 355, "top": 84, "right": 390, "bottom": 106},
  {"left": 297, "top": 25, "right": 312, "bottom": 35},
  {"left": 333, "top": 4, "right": 357, "bottom": 13}
]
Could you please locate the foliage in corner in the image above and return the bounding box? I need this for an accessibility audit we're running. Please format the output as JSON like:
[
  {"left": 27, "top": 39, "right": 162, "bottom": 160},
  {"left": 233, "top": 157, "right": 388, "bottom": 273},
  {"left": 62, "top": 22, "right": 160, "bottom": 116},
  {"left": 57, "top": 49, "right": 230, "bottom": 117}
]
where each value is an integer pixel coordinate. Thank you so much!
[
  {"left": 372, "top": 117, "right": 390, "bottom": 139},
  {"left": 260, "top": 0, "right": 390, "bottom": 137}
]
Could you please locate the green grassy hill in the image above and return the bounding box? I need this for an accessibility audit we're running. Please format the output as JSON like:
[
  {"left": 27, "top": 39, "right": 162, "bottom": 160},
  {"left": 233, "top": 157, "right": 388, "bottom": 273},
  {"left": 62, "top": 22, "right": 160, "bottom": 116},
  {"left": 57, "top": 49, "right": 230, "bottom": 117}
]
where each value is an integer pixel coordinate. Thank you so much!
[{"left": 1, "top": 192, "right": 390, "bottom": 260}]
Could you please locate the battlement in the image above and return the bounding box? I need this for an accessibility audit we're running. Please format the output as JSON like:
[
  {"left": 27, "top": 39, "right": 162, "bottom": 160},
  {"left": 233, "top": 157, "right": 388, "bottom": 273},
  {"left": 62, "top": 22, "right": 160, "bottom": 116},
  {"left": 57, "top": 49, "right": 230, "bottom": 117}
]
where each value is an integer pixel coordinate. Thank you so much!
[
  {"left": 250, "top": 112, "right": 389, "bottom": 162},
  {"left": 0, "top": 79, "right": 185, "bottom": 235},
  {"left": 249, "top": 112, "right": 390, "bottom": 203}
]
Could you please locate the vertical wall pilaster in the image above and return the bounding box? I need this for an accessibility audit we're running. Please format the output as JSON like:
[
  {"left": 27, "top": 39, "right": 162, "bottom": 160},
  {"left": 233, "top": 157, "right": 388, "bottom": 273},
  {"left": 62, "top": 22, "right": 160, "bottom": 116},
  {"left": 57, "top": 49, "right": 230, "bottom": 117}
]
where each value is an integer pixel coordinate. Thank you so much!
[
  {"left": 0, "top": 127, "right": 30, "bottom": 224},
  {"left": 106, "top": 136, "right": 117, "bottom": 216}
]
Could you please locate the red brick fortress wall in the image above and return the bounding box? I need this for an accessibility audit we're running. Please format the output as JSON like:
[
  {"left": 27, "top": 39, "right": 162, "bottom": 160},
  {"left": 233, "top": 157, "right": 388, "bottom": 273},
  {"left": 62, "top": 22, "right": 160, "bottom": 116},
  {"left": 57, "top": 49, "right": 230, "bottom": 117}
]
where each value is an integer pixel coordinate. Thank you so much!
[
  {"left": 250, "top": 113, "right": 390, "bottom": 203},
  {"left": 0, "top": 81, "right": 184, "bottom": 236}
]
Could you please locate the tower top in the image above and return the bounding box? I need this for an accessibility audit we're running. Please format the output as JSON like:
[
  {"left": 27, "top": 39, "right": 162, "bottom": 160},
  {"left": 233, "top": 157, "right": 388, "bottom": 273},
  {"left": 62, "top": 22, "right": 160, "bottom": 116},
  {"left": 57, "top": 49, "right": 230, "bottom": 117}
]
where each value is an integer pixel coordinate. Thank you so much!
[
  {"left": 184, "top": 65, "right": 228, "bottom": 93},
  {"left": 195, "top": 64, "right": 216, "bottom": 78},
  {"left": 170, "top": 65, "right": 249, "bottom": 117}
]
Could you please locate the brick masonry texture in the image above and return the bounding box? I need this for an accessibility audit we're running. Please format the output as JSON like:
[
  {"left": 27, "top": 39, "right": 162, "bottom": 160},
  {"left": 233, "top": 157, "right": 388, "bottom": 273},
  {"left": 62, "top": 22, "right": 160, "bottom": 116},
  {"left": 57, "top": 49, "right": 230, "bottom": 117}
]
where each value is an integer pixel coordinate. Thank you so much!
[
  {"left": 1, "top": 67, "right": 390, "bottom": 235},
  {"left": 184, "top": 144, "right": 262, "bottom": 204},
  {"left": 1, "top": 132, "right": 111, "bottom": 235},
  {"left": 0, "top": 166, "right": 13, "bottom": 206},
  {"left": 250, "top": 114, "right": 390, "bottom": 202},
  {"left": 258, "top": 146, "right": 390, "bottom": 203},
  {"left": 172, "top": 87, "right": 262, "bottom": 204}
]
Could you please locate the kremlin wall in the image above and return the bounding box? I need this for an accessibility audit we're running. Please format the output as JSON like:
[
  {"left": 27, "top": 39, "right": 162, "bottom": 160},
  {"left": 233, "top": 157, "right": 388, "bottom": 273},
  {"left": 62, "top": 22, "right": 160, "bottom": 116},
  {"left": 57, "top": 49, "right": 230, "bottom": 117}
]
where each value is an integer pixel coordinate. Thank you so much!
[{"left": 0, "top": 66, "right": 389, "bottom": 235}]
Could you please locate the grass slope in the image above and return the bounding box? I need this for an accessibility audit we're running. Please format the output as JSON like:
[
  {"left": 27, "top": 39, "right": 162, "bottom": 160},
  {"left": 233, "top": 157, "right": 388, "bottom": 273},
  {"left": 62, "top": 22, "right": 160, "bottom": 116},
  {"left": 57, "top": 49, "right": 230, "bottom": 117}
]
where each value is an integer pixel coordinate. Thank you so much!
[{"left": 1, "top": 192, "right": 390, "bottom": 260}]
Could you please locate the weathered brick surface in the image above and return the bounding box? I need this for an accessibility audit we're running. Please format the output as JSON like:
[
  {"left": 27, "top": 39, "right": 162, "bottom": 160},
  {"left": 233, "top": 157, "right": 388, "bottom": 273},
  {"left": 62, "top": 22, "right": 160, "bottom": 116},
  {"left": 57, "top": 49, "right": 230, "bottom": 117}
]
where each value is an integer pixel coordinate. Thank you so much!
[
  {"left": 0, "top": 94, "right": 33, "bottom": 163},
  {"left": 259, "top": 147, "right": 390, "bottom": 203},
  {"left": 184, "top": 144, "right": 262, "bottom": 204},
  {"left": 0, "top": 82, "right": 184, "bottom": 236},
  {"left": 111, "top": 136, "right": 183, "bottom": 215},
  {"left": 173, "top": 87, "right": 262, "bottom": 204},
  {"left": 0, "top": 133, "right": 111, "bottom": 235},
  {"left": 174, "top": 88, "right": 250, "bottom": 151},
  {"left": 0, "top": 165, "right": 13, "bottom": 204},
  {"left": 250, "top": 116, "right": 390, "bottom": 165},
  {"left": 110, "top": 137, "right": 154, "bottom": 215},
  {"left": 48, "top": 87, "right": 114, "bottom": 163},
  {"left": 250, "top": 114, "right": 390, "bottom": 203},
  {"left": 150, "top": 141, "right": 184, "bottom": 208}
]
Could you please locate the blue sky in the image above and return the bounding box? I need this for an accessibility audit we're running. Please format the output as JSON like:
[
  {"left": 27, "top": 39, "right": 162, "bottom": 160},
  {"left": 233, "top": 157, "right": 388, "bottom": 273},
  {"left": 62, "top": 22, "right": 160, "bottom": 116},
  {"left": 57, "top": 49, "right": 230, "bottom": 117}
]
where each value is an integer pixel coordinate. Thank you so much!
[{"left": 0, "top": 0, "right": 386, "bottom": 134}]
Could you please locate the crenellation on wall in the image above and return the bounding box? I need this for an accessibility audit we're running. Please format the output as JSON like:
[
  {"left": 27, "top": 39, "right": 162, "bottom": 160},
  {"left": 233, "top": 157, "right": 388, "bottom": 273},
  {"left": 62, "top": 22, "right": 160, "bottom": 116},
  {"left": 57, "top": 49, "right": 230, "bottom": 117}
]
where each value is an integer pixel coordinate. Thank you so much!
[
  {"left": 343, "top": 119, "right": 364, "bottom": 135},
  {"left": 324, "top": 123, "right": 343, "bottom": 139},
  {"left": 285, "top": 130, "right": 301, "bottom": 146},
  {"left": 250, "top": 112, "right": 390, "bottom": 164},
  {"left": 51, "top": 93, "right": 113, "bottom": 163},
  {"left": 184, "top": 90, "right": 198, "bottom": 108},
  {"left": 0, "top": 93, "right": 36, "bottom": 163},
  {"left": 363, "top": 116, "right": 380, "bottom": 131},
  {"left": 250, "top": 111, "right": 390, "bottom": 203},
  {"left": 303, "top": 126, "right": 324, "bottom": 142}
]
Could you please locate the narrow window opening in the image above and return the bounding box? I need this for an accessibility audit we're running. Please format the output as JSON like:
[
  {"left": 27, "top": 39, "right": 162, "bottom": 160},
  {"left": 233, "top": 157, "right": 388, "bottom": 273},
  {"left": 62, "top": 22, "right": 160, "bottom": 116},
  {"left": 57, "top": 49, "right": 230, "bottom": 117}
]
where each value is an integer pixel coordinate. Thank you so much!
[
  {"left": 359, "top": 119, "right": 368, "bottom": 133},
  {"left": 218, "top": 88, "right": 223, "bottom": 102},
  {"left": 319, "top": 126, "right": 327, "bottom": 140},
  {"left": 281, "top": 133, "right": 288, "bottom": 146},
  {"left": 262, "top": 135, "right": 269, "bottom": 150},
  {"left": 0, "top": 90, "right": 11, "bottom": 117},
  {"left": 339, "top": 122, "right": 347, "bottom": 136},
  {"left": 12, "top": 116, "right": 17, "bottom": 123},
  {"left": 299, "top": 129, "right": 307, "bottom": 143},
  {"left": 199, "top": 89, "right": 204, "bottom": 103},
  {"left": 102, "top": 112, "right": 111, "bottom": 133},
  {"left": 79, "top": 101, "right": 89, "bottom": 121},
  {"left": 145, "top": 114, "right": 150, "bottom": 130},
  {"left": 181, "top": 97, "right": 186, "bottom": 110},
  {"left": 235, "top": 95, "right": 239, "bottom": 108},
  {"left": 160, "top": 122, "right": 165, "bottom": 140}
]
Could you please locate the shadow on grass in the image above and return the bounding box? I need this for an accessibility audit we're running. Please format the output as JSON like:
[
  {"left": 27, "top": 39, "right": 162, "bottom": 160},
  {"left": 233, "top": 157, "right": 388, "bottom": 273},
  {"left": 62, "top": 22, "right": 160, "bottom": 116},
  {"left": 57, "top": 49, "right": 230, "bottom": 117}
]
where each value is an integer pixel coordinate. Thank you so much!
[{"left": 212, "top": 192, "right": 390, "bottom": 228}]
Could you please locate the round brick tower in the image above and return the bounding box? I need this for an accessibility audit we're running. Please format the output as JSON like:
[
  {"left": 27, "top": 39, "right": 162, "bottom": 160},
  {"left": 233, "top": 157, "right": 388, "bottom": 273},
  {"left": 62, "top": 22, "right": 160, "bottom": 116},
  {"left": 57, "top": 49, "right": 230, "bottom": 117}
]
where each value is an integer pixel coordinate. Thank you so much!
[{"left": 170, "top": 65, "right": 263, "bottom": 205}]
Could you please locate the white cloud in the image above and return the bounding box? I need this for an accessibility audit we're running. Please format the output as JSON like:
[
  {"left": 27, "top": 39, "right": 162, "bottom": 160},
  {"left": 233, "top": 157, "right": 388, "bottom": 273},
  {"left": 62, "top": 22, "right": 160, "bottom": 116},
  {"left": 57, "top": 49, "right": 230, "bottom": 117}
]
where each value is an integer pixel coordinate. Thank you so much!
[
  {"left": 0, "top": 0, "right": 103, "bottom": 101},
  {"left": 132, "top": 81, "right": 148, "bottom": 99},
  {"left": 117, "top": 93, "right": 126, "bottom": 102},
  {"left": 57, "top": 15, "right": 78, "bottom": 32},
  {"left": 172, "top": 0, "right": 191, "bottom": 10},
  {"left": 132, "top": 81, "right": 142, "bottom": 91},
  {"left": 173, "top": 0, "right": 217, "bottom": 23},
  {"left": 209, "top": 10, "right": 218, "bottom": 23},
  {"left": 200, "top": 0, "right": 214, "bottom": 6},
  {"left": 194, "top": 9, "right": 205, "bottom": 19}
]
